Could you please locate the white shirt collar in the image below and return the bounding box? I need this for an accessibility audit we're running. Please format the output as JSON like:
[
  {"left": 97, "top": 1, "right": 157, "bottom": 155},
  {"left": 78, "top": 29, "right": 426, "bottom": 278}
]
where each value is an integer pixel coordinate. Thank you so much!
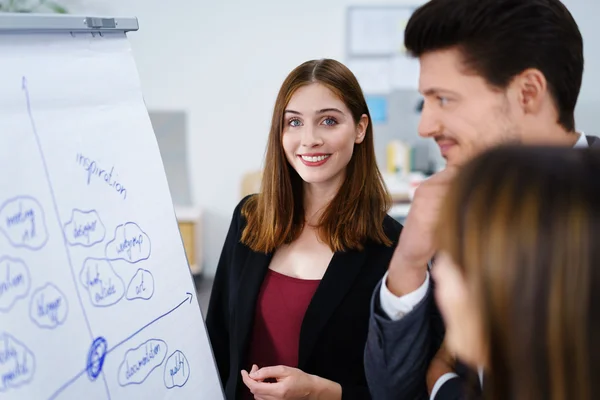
[{"left": 574, "top": 132, "right": 588, "bottom": 148}]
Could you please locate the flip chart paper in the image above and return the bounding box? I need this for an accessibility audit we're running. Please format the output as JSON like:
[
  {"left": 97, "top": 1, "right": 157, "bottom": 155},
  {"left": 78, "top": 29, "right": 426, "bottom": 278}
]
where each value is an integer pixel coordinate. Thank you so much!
[{"left": 0, "top": 31, "right": 223, "bottom": 400}]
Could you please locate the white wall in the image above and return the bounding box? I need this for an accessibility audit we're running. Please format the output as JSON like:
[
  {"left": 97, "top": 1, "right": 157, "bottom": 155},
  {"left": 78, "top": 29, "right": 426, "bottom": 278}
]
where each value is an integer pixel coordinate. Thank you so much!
[
  {"left": 562, "top": 0, "right": 600, "bottom": 134},
  {"left": 67, "top": 0, "right": 599, "bottom": 276}
]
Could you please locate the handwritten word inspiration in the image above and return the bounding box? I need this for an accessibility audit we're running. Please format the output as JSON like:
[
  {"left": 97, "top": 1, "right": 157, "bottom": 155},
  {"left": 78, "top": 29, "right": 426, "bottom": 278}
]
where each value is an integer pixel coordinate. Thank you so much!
[{"left": 76, "top": 153, "right": 127, "bottom": 200}]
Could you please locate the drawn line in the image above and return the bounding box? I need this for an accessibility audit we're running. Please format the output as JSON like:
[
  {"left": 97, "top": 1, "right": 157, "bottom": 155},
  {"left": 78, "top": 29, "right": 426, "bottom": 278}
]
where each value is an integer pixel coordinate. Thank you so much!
[
  {"left": 22, "top": 76, "right": 111, "bottom": 400},
  {"left": 46, "top": 292, "right": 193, "bottom": 400},
  {"left": 106, "top": 292, "right": 193, "bottom": 355},
  {"left": 47, "top": 369, "right": 87, "bottom": 400}
]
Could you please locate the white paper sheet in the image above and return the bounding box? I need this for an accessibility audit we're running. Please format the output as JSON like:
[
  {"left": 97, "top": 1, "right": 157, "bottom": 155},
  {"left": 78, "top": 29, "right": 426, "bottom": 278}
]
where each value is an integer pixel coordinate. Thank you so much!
[
  {"left": 0, "top": 32, "right": 223, "bottom": 400},
  {"left": 347, "top": 58, "right": 392, "bottom": 94},
  {"left": 348, "top": 7, "right": 414, "bottom": 56}
]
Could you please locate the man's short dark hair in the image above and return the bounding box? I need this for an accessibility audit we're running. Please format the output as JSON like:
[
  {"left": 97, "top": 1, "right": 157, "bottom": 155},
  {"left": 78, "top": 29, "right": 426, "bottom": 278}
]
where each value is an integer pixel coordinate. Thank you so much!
[{"left": 405, "top": 0, "right": 583, "bottom": 132}]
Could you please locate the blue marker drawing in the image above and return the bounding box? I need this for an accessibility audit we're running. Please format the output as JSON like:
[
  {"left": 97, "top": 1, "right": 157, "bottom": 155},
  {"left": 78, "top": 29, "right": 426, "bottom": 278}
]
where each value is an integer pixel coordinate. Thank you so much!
[
  {"left": 63, "top": 209, "right": 106, "bottom": 247},
  {"left": 163, "top": 350, "right": 190, "bottom": 389},
  {"left": 126, "top": 269, "right": 155, "bottom": 301},
  {"left": 47, "top": 292, "right": 194, "bottom": 399},
  {"left": 29, "top": 283, "right": 68, "bottom": 329},
  {"left": 0, "top": 256, "right": 30, "bottom": 313},
  {"left": 105, "top": 222, "right": 151, "bottom": 264},
  {"left": 75, "top": 153, "right": 127, "bottom": 200},
  {"left": 79, "top": 258, "right": 125, "bottom": 307},
  {"left": 106, "top": 292, "right": 192, "bottom": 356},
  {"left": 22, "top": 76, "right": 111, "bottom": 399},
  {"left": 87, "top": 337, "right": 108, "bottom": 381},
  {"left": 0, "top": 196, "right": 48, "bottom": 250},
  {"left": 117, "top": 339, "right": 167, "bottom": 386},
  {"left": 0, "top": 332, "right": 36, "bottom": 392}
]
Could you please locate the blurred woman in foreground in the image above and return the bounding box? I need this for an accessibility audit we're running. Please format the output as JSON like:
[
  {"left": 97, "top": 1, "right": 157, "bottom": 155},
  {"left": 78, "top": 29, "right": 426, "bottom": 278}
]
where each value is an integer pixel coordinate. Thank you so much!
[{"left": 434, "top": 146, "right": 600, "bottom": 399}]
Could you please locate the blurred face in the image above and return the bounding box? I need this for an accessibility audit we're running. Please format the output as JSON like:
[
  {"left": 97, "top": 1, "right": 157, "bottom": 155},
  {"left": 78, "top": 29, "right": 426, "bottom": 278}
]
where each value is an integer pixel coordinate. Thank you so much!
[
  {"left": 418, "top": 48, "right": 522, "bottom": 166},
  {"left": 433, "top": 252, "right": 487, "bottom": 368},
  {"left": 282, "top": 83, "right": 367, "bottom": 188}
]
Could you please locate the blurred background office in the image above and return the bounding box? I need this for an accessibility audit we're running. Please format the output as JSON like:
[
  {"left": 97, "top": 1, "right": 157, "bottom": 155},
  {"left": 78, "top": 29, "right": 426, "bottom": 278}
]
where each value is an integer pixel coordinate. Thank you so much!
[{"left": 13, "top": 0, "right": 599, "bottom": 311}]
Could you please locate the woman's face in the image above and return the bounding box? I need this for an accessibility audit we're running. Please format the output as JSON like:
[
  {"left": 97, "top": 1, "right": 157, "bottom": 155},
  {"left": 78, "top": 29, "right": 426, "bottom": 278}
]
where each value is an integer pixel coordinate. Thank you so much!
[
  {"left": 281, "top": 83, "right": 367, "bottom": 190},
  {"left": 433, "top": 252, "right": 487, "bottom": 368}
]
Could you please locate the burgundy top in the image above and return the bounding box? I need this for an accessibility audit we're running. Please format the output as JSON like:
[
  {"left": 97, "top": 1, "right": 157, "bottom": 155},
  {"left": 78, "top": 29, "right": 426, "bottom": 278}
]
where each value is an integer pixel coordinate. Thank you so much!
[{"left": 243, "top": 269, "right": 320, "bottom": 398}]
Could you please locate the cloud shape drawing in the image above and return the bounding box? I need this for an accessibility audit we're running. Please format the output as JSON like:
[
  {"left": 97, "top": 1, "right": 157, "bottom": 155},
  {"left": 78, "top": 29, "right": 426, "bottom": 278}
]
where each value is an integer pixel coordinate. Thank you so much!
[
  {"left": 118, "top": 339, "right": 167, "bottom": 386},
  {"left": 105, "top": 222, "right": 151, "bottom": 264},
  {"left": 79, "top": 258, "right": 124, "bottom": 307},
  {"left": 29, "top": 283, "right": 68, "bottom": 329},
  {"left": 64, "top": 209, "right": 106, "bottom": 247},
  {"left": 0, "top": 332, "right": 36, "bottom": 392},
  {"left": 164, "top": 350, "right": 190, "bottom": 389},
  {"left": 126, "top": 269, "right": 154, "bottom": 301},
  {"left": 0, "top": 256, "right": 30, "bottom": 313},
  {"left": 0, "top": 196, "right": 48, "bottom": 250}
]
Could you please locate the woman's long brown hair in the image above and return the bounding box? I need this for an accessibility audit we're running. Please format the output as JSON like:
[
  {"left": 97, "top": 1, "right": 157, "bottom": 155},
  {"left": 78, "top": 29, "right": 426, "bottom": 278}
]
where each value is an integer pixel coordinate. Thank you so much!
[
  {"left": 437, "top": 145, "right": 600, "bottom": 400},
  {"left": 241, "top": 59, "right": 392, "bottom": 253}
]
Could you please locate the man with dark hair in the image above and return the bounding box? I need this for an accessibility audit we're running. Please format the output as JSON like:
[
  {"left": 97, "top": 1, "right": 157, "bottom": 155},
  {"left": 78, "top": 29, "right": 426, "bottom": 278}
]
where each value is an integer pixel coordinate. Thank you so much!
[{"left": 364, "top": 0, "right": 598, "bottom": 399}]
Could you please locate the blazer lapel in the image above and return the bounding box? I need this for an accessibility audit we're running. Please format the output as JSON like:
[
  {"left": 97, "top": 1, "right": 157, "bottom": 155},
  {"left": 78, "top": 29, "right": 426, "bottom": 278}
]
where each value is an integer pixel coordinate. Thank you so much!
[
  {"left": 232, "top": 250, "right": 271, "bottom": 371},
  {"left": 297, "top": 248, "right": 366, "bottom": 369},
  {"left": 586, "top": 135, "right": 600, "bottom": 147}
]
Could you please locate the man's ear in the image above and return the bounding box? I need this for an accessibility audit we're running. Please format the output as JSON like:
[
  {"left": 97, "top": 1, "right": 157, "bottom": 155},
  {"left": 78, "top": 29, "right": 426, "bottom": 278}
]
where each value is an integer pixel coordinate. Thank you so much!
[
  {"left": 514, "top": 68, "right": 547, "bottom": 114},
  {"left": 356, "top": 114, "right": 368, "bottom": 144}
]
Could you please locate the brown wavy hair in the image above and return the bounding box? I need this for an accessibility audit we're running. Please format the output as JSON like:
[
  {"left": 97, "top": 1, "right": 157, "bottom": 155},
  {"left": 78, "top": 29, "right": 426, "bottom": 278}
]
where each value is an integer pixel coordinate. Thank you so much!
[
  {"left": 241, "top": 59, "right": 392, "bottom": 253},
  {"left": 437, "top": 145, "right": 600, "bottom": 399}
]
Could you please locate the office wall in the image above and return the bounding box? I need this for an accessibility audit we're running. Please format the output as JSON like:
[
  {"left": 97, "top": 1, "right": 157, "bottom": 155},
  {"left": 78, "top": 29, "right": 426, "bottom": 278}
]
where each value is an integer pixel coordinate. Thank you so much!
[
  {"left": 68, "top": 0, "right": 599, "bottom": 276},
  {"left": 564, "top": 0, "right": 600, "bottom": 134}
]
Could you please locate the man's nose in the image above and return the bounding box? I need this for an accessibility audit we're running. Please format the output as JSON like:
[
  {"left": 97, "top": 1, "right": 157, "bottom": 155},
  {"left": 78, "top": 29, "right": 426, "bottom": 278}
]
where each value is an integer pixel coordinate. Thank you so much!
[{"left": 418, "top": 102, "right": 442, "bottom": 138}]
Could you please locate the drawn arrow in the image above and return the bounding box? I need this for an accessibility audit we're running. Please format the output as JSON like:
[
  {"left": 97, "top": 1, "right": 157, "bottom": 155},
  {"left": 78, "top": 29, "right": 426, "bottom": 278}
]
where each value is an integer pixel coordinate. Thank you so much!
[
  {"left": 47, "top": 292, "right": 195, "bottom": 400},
  {"left": 107, "top": 291, "right": 194, "bottom": 355}
]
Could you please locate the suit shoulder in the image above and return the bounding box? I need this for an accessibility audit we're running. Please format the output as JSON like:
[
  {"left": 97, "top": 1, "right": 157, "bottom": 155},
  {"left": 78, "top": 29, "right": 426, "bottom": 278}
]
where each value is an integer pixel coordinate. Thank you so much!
[
  {"left": 231, "top": 193, "right": 257, "bottom": 221},
  {"left": 382, "top": 214, "right": 403, "bottom": 243},
  {"left": 223, "top": 194, "right": 257, "bottom": 244},
  {"left": 236, "top": 193, "right": 256, "bottom": 212},
  {"left": 587, "top": 134, "right": 600, "bottom": 147}
]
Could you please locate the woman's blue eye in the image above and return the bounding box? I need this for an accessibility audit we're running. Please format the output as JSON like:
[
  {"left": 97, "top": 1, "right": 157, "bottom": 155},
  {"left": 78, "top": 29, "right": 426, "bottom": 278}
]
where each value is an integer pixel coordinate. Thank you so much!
[
  {"left": 438, "top": 96, "right": 449, "bottom": 106},
  {"left": 323, "top": 118, "right": 337, "bottom": 126},
  {"left": 289, "top": 119, "right": 301, "bottom": 127}
]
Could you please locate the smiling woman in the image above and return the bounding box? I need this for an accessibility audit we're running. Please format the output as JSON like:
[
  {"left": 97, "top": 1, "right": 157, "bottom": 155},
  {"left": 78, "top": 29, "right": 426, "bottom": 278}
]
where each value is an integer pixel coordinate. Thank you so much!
[
  {"left": 206, "top": 59, "right": 402, "bottom": 400},
  {"left": 281, "top": 83, "right": 368, "bottom": 192}
]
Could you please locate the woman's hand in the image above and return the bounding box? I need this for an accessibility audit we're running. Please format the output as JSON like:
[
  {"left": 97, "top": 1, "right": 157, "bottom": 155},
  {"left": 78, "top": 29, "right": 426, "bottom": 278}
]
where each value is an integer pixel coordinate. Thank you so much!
[{"left": 241, "top": 365, "right": 341, "bottom": 400}]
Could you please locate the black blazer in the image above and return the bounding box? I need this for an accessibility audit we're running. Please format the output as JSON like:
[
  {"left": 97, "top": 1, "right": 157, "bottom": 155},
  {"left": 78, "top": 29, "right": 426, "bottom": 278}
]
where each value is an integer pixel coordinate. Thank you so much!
[{"left": 206, "top": 195, "right": 403, "bottom": 400}]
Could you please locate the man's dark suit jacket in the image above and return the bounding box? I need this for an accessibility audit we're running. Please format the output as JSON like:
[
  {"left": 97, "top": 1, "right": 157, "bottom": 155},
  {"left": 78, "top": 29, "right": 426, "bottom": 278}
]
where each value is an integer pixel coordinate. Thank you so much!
[
  {"left": 364, "top": 135, "right": 600, "bottom": 400},
  {"left": 206, "top": 194, "right": 403, "bottom": 400}
]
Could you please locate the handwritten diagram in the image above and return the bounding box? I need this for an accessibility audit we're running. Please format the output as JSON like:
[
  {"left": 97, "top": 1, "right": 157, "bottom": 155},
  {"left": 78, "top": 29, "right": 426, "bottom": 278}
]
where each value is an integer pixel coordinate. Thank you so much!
[{"left": 0, "top": 77, "right": 193, "bottom": 399}]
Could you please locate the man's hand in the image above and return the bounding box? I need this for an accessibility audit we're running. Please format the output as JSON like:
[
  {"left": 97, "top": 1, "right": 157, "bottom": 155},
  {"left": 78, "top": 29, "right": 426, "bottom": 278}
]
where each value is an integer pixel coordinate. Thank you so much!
[
  {"left": 427, "top": 344, "right": 456, "bottom": 395},
  {"left": 387, "top": 166, "right": 459, "bottom": 297}
]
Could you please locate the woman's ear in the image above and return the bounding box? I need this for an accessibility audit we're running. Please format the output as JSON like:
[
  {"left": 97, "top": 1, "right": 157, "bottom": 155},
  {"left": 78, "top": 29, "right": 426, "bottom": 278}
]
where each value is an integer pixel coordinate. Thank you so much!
[{"left": 355, "top": 114, "right": 368, "bottom": 144}]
